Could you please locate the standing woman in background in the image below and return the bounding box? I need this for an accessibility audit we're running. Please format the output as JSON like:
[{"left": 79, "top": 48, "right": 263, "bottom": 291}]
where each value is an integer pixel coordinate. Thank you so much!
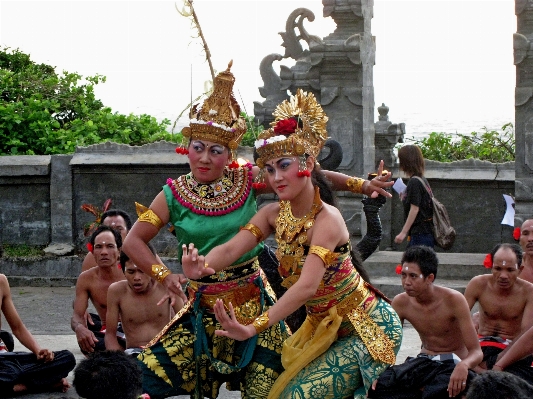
[{"left": 394, "top": 144, "right": 434, "bottom": 248}]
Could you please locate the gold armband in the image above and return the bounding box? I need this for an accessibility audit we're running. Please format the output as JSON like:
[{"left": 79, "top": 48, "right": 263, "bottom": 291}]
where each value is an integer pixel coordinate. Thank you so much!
[
  {"left": 309, "top": 245, "right": 338, "bottom": 267},
  {"left": 152, "top": 264, "right": 171, "bottom": 283},
  {"left": 240, "top": 223, "right": 264, "bottom": 243},
  {"left": 346, "top": 177, "right": 365, "bottom": 194},
  {"left": 252, "top": 311, "right": 270, "bottom": 334},
  {"left": 136, "top": 202, "right": 164, "bottom": 230}
]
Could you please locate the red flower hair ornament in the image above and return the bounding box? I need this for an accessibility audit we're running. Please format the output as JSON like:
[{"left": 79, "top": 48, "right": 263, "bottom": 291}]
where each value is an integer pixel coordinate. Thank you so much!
[
  {"left": 395, "top": 264, "right": 403, "bottom": 275},
  {"left": 483, "top": 253, "right": 492, "bottom": 268},
  {"left": 86, "top": 243, "right": 93, "bottom": 253},
  {"left": 274, "top": 118, "right": 298, "bottom": 136},
  {"left": 513, "top": 227, "right": 521, "bottom": 241}
]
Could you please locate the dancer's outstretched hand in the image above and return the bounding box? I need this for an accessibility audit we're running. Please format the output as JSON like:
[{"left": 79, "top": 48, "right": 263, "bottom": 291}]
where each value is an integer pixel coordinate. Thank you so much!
[
  {"left": 214, "top": 299, "right": 255, "bottom": 341},
  {"left": 181, "top": 243, "right": 215, "bottom": 280},
  {"left": 364, "top": 160, "right": 393, "bottom": 198}
]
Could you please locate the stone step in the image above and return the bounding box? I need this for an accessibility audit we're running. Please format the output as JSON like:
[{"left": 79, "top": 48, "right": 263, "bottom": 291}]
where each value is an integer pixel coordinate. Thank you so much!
[
  {"left": 1, "top": 252, "right": 488, "bottom": 289},
  {"left": 370, "top": 276, "right": 471, "bottom": 299},
  {"left": 364, "top": 251, "right": 489, "bottom": 279}
]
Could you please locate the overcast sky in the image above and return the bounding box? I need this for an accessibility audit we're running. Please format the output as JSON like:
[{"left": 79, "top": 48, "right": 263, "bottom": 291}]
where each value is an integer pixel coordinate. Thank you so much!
[{"left": 0, "top": 0, "right": 516, "bottom": 134}]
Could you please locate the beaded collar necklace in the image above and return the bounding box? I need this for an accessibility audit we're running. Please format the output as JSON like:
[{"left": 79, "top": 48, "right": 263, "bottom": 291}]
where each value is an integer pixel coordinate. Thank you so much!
[
  {"left": 275, "top": 186, "right": 323, "bottom": 276},
  {"left": 167, "top": 163, "right": 253, "bottom": 216}
]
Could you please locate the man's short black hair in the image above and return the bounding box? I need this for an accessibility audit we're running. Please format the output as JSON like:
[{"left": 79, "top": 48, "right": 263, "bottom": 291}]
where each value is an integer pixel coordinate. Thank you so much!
[
  {"left": 401, "top": 245, "right": 439, "bottom": 279},
  {"left": 490, "top": 243, "right": 523, "bottom": 268},
  {"left": 73, "top": 350, "right": 142, "bottom": 399},
  {"left": 101, "top": 209, "right": 133, "bottom": 231},
  {"left": 119, "top": 242, "right": 156, "bottom": 272},
  {"left": 90, "top": 225, "right": 122, "bottom": 249},
  {"left": 466, "top": 370, "right": 533, "bottom": 399}
]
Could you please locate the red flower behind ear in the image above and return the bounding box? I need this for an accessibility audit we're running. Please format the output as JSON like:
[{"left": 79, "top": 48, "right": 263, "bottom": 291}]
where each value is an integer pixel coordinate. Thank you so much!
[
  {"left": 87, "top": 243, "right": 93, "bottom": 253},
  {"left": 274, "top": 118, "right": 298, "bottom": 135},
  {"left": 513, "top": 227, "right": 521, "bottom": 241},
  {"left": 483, "top": 253, "right": 492, "bottom": 268},
  {"left": 395, "top": 264, "right": 402, "bottom": 274}
]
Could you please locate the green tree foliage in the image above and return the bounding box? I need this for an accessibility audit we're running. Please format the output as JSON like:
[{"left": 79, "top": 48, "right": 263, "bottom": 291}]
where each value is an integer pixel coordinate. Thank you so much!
[
  {"left": 0, "top": 47, "right": 176, "bottom": 155},
  {"left": 402, "top": 123, "right": 515, "bottom": 163}
]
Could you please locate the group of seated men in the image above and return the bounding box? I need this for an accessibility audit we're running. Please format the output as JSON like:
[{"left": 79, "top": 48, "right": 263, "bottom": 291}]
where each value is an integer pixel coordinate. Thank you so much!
[
  {"left": 369, "top": 218, "right": 533, "bottom": 398},
  {"left": 1, "top": 213, "right": 533, "bottom": 398}
]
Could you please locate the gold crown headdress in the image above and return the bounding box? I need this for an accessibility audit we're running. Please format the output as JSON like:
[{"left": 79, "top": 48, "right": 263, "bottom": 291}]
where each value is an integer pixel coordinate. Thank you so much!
[
  {"left": 177, "top": 61, "right": 247, "bottom": 168},
  {"left": 253, "top": 89, "right": 328, "bottom": 187}
]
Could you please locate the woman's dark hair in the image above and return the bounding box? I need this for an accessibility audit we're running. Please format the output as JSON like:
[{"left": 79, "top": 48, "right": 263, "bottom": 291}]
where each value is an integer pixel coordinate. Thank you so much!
[
  {"left": 312, "top": 161, "right": 337, "bottom": 207},
  {"left": 398, "top": 144, "right": 425, "bottom": 177},
  {"left": 351, "top": 249, "right": 372, "bottom": 283}
]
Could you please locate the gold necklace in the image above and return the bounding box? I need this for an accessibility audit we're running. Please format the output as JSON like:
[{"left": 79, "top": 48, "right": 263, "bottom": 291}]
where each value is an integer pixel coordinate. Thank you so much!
[{"left": 275, "top": 187, "right": 322, "bottom": 286}]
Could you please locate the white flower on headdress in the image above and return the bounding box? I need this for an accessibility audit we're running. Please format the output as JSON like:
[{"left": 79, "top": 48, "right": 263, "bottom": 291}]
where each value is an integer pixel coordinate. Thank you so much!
[
  {"left": 190, "top": 118, "right": 234, "bottom": 132},
  {"left": 254, "top": 135, "right": 287, "bottom": 149},
  {"left": 209, "top": 109, "right": 218, "bottom": 115}
]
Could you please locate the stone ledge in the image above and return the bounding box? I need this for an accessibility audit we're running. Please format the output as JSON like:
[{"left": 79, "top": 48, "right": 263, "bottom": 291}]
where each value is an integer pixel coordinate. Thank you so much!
[{"left": 0, "top": 155, "right": 51, "bottom": 176}]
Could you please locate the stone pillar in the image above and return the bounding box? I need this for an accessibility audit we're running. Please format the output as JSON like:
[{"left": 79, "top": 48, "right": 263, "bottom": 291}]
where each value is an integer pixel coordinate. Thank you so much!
[
  {"left": 374, "top": 103, "right": 405, "bottom": 249},
  {"left": 254, "top": 0, "right": 376, "bottom": 177},
  {"left": 44, "top": 154, "right": 74, "bottom": 255},
  {"left": 515, "top": 0, "right": 533, "bottom": 224}
]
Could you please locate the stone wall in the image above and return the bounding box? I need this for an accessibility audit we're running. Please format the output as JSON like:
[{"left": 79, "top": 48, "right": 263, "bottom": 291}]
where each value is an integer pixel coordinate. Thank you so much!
[{"left": 0, "top": 142, "right": 517, "bottom": 256}]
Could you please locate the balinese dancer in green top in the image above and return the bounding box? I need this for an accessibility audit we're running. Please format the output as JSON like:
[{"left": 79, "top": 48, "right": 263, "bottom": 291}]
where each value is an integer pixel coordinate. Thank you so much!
[
  {"left": 123, "top": 63, "right": 394, "bottom": 399},
  {"left": 182, "top": 89, "right": 403, "bottom": 399}
]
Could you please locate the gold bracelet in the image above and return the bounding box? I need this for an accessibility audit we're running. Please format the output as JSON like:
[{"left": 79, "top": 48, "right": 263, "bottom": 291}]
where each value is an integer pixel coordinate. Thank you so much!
[
  {"left": 252, "top": 311, "right": 270, "bottom": 334},
  {"left": 138, "top": 208, "right": 165, "bottom": 230},
  {"left": 152, "top": 264, "right": 171, "bottom": 283},
  {"left": 346, "top": 177, "right": 365, "bottom": 194},
  {"left": 240, "top": 223, "right": 264, "bottom": 243}
]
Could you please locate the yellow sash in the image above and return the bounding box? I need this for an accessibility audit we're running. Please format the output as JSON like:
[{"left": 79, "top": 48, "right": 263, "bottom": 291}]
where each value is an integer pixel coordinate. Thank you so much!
[{"left": 268, "top": 306, "right": 342, "bottom": 399}]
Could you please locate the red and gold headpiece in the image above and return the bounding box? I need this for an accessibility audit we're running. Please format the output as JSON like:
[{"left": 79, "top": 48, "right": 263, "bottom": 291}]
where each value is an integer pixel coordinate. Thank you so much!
[
  {"left": 178, "top": 61, "right": 247, "bottom": 166},
  {"left": 252, "top": 89, "right": 328, "bottom": 187},
  {"left": 254, "top": 89, "right": 328, "bottom": 168}
]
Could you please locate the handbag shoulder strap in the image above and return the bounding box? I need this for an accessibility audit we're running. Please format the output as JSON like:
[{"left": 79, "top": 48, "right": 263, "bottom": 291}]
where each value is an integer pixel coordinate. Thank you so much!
[{"left": 412, "top": 176, "right": 433, "bottom": 198}]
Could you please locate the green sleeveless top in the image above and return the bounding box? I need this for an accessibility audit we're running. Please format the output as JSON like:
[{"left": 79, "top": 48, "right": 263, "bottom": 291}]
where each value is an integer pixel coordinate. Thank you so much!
[{"left": 163, "top": 164, "right": 263, "bottom": 265}]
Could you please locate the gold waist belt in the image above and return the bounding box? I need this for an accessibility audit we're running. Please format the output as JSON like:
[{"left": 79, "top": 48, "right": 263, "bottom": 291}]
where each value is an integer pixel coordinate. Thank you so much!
[
  {"left": 307, "top": 278, "right": 396, "bottom": 365},
  {"left": 188, "top": 269, "right": 265, "bottom": 325}
]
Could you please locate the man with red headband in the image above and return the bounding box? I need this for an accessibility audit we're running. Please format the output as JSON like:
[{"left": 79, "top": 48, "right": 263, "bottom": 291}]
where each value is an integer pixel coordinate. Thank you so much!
[{"left": 464, "top": 243, "right": 533, "bottom": 382}]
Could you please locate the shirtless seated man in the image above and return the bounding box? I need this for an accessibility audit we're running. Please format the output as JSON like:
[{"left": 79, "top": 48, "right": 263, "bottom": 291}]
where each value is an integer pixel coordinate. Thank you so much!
[
  {"left": 0, "top": 274, "right": 75, "bottom": 396},
  {"left": 105, "top": 246, "right": 184, "bottom": 356},
  {"left": 369, "top": 246, "right": 482, "bottom": 399},
  {"left": 464, "top": 243, "right": 533, "bottom": 383},
  {"left": 518, "top": 218, "right": 533, "bottom": 283},
  {"left": 72, "top": 225, "right": 126, "bottom": 355},
  {"left": 81, "top": 209, "right": 132, "bottom": 273}
]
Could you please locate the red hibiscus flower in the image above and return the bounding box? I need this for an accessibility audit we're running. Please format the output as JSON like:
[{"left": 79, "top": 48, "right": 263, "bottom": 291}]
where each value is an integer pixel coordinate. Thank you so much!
[
  {"left": 87, "top": 243, "right": 93, "bottom": 253},
  {"left": 274, "top": 118, "right": 298, "bottom": 135},
  {"left": 395, "top": 264, "right": 402, "bottom": 274},
  {"left": 513, "top": 227, "right": 521, "bottom": 241},
  {"left": 483, "top": 253, "right": 492, "bottom": 268}
]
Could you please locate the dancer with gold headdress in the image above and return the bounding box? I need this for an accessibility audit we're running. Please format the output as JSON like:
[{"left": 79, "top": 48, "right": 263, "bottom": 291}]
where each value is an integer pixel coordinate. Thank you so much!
[
  {"left": 123, "top": 63, "right": 394, "bottom": 398},
  {"left": 182, "top": 89, "right": 403, "bottom": 399}
]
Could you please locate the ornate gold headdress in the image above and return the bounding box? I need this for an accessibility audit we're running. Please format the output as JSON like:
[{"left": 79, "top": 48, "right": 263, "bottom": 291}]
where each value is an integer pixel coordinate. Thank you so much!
[
  {"left": 253, "top": 89, "right": 328, "bottom": 187},
  {"left": 177, "top": 61, "right": 247, "bottom": 167}
]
